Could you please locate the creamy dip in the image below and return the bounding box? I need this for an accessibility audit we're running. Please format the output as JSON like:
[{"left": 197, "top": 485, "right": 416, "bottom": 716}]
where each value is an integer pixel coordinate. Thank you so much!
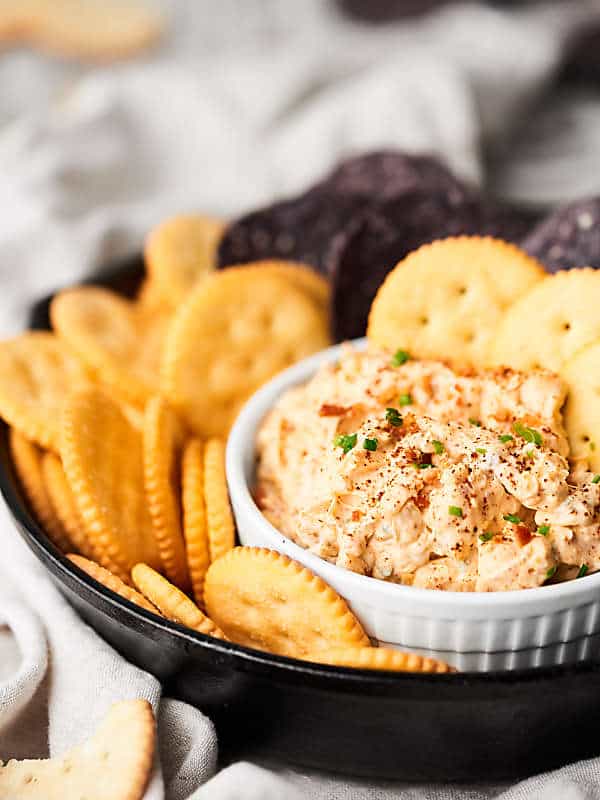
[{"left": 255, "top": 346, "right": 600, "bottom": 591}]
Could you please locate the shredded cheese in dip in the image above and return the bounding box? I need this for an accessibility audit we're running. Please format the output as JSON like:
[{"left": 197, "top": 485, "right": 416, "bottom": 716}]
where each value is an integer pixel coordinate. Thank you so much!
[{"left": 255, "top": 346, "right": 600, "bottom": 592}]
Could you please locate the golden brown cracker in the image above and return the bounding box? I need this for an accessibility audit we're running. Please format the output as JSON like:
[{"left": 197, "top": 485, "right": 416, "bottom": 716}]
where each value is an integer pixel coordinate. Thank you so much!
[
  {"left": 131, "top": 563, "right": 226, "bottom": 639},
  {"left": 50, "top": 286, "right": 163, "bottom": 408},
  {"left": 143, "top": 396, "right": 190, "bottom": 591},
  {"left": 561, "top": 341, "right": 600, "bottom": 470},
  {"left": 161, "top": 268, "right": 330, "bottom": 436},
  {"left": 68, "top": 554, "right": 160, "bottom": 615},
  {"left": 305, "top": 646, "right": 454, "bottom": 673},
  {"left": 203, "top": 437, "right": 235, "bottom": 564},
  {"left": 204, "top": 547, "right": 370, "bottom": 657},
  {"left": 181, "top": 438, "right": 210, "bottom": 606},
  {"left": 0, "top": 332, "right": 88, "bottom": 451},
  {"left": 225, "top": 260, "right": 330, "bottom": 313},
  {"left": 9, "top": 429, "right": 72, "bottom": 553},
  {"left": 144, "top": 214, "right": 224, "bottom": 308},
  {"left": 368, "top": 236, "right": 545, "bottom": 366},
  {"left": 135, "top": 277, "right": 170, "bottom": 317},
  {"left": 61, "top": 387, "right": 160, "bottom": 582},
  {"left": 491, "top": 268, "right": 600, "bottom": 371},
  {"left": 1, "top": 0, "right": 163, "bottom": 63},
  {"left": 41, "top": 452, "right": 94, "bottom": 559},
  {"left": 0, "top": 699, "right": 155, "bottom": 800}
]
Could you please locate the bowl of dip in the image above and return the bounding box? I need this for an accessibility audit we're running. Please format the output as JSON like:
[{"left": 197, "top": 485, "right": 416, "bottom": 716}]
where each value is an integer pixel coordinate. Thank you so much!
[{"left": 227, "top": 339, "right": 600, "bottom": 671}]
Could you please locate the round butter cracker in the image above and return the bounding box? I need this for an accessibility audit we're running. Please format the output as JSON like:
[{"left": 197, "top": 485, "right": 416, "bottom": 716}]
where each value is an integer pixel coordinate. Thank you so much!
[
  {"left": 0, "top": 699, "right": 155, "bottom": 800},
  {"left": 61, "top": 388, "right": 160, "bottom": 582},
  {"left": 0, "top": 332, "right": 88, "bottom": 452},
  {"left": 368, "top": 236, "right": 545, "bottom": 366},
  {"left": 42, "top": 452, "right": 94, "bottom": 559},
  {"left": 491, "top": 268, "right": 600, "bottom": 372},
  {"left": 9, "top": 429, "right": 71, "bottom": 554},
  {"left": 181, "top": 438, "right": 210, "bottom": 607},
  {"left": 562, "top": 340, "right": 600, "bottom": 471},
  {"left": 305, "top": 646, "right": 454, "bottom": 673},
  {"left": 143, "top": 396, "right": 190, "bottom": 592},
  {"left": 51, "top": 286, "right": 163, "bottom": 408},
  {"left": 68, "top": 554, "right": 160, "bottom": 616},
  {"left": 131, "top": 563, "right": 226, "bottom": 639},
  {"left": 223, "top": 260, "right": 330, "bottom": 314},
  {"left": 161, "top": 267, "right": 330, "bottom": 436},
  {"left": 204, "top": 547, "right": 369, "bottom": 658},
  {"left": 145, "top": 214, "right": 224, "bottom": 309},
  {"left": 203, "top": 438, "right": 235, "bottom": 564}
]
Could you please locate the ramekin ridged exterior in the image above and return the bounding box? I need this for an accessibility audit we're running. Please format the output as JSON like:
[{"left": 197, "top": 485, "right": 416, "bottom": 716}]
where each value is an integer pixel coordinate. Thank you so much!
[{"left": 226, "top": 340, "right": 600, "bottom": 671}]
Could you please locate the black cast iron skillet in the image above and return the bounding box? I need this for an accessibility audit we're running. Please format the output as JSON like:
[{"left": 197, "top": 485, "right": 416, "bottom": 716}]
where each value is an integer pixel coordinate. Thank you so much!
[{"left": 3, "top": 255, "right": 600, "bottom": 782}]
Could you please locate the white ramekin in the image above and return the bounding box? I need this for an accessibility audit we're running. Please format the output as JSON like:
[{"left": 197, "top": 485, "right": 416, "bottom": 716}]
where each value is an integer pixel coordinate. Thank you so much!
[{"left": 226, "top": 340, "right": 600, "bottom": 671}]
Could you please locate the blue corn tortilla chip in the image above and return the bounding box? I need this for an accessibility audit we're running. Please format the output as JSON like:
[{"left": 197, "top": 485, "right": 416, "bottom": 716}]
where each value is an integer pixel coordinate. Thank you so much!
[
  {"left": 522, "top": 198, "right": 600, "bottom": 272},
  {"left": 323, "top": 151, "right": 471, "bottom": 203},
  {"left": 217, "top": 152, "right": 471, "bottom": 274},
  {"left": 217, "top": 185, "right": 363, "bottom": 274}
]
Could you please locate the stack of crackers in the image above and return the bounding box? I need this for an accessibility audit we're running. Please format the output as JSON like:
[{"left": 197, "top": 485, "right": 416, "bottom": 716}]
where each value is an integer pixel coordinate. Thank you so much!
[{"left": 0, "top": 214, "right": 451, "bottom": 681}]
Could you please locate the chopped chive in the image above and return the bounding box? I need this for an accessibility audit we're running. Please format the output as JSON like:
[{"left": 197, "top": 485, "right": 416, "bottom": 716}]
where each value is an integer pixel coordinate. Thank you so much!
[
  {"left": 334, "top": 433, "right": 357, "bottom": 455},
  {"left": 448, "top": 505, "right": 463, "bottom": 517},
  {"left": 468, "top": 418, "right": 481, "bottom": 427},
  {"left": 385, "top": 407, "right": 403, "bottom": 427},
  {"left": 503, "top": 513, "right": 521, "bottom": 524},
  {"left": 398, "top": 393, "right": 413, "bottom": 407},
  {"left": 391, "top": 349, "right": 410, "bottom": 367},
  {"left": 432, "top": 439, "right": 444, "bottom": 455},
  {"left": 475, "top": 447, "right": 487, "bottom": 455},
  {"left": 546, "top": 565, "right": 558, "bottom": 580},
  {"left": 537, "top": 525, "right": 550, "bottom": 536},
  {"left": 415, "top": 462, "right": 433, "bottom": 469},
  {"left": 363, "top": 437, "right": 378, "bottom": 452},
  {"left": 593, "top": 475, "right": 600, "bottom": 484},
  {"left": 577, "top": 564, "right": 589, "bottom": 579},
  {"left": 513, "top": 421, "right": 543, "bottom": 447},
  {"left": 525, "top": 449, "right": 535, "bottom": 460},
  {"left": 479, "top": 531, "right": 494, "bottom": 542},
  {"left": 498, "top": 434, "right": 514, "bottom": 444}
]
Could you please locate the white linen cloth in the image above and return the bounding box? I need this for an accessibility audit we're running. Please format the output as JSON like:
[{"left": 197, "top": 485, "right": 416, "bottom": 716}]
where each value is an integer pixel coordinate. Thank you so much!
[{"left": 2, "top": 1, "right": 600, "bottom": 797}]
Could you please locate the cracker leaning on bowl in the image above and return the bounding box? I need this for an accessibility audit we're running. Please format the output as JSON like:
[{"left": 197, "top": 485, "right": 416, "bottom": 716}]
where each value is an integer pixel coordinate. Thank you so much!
[{"left": 0, "top": 214, "right": 456, "bottom": 674}]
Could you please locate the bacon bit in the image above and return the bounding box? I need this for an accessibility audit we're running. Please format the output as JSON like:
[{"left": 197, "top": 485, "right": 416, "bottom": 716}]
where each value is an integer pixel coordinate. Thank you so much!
[
  {"left": 414, "top": 491, "right": 430, "bottom": 511},
  {"left": 520, "top": 413, "right": 544, "bottom": 429},
  {"left": 375, "top": 389, "right": 398, "bottom": 405},
  {"left": 389, "top": 417, "right": 418, "bottom": 440},
  {"left": 253, "top": 486, "right": 268, "bottom": 509},
  {"left": 352, "top": 509, "right": 361, "bottom": 522},
  {"left": 319, "top": 403, "right": 349, "bottom": 417},
  {"left": 420, "top": 374, "right": 433, "bottom": 394},
  {"left": 515, "top": 525, "right": 532, "bottom": 547}
]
